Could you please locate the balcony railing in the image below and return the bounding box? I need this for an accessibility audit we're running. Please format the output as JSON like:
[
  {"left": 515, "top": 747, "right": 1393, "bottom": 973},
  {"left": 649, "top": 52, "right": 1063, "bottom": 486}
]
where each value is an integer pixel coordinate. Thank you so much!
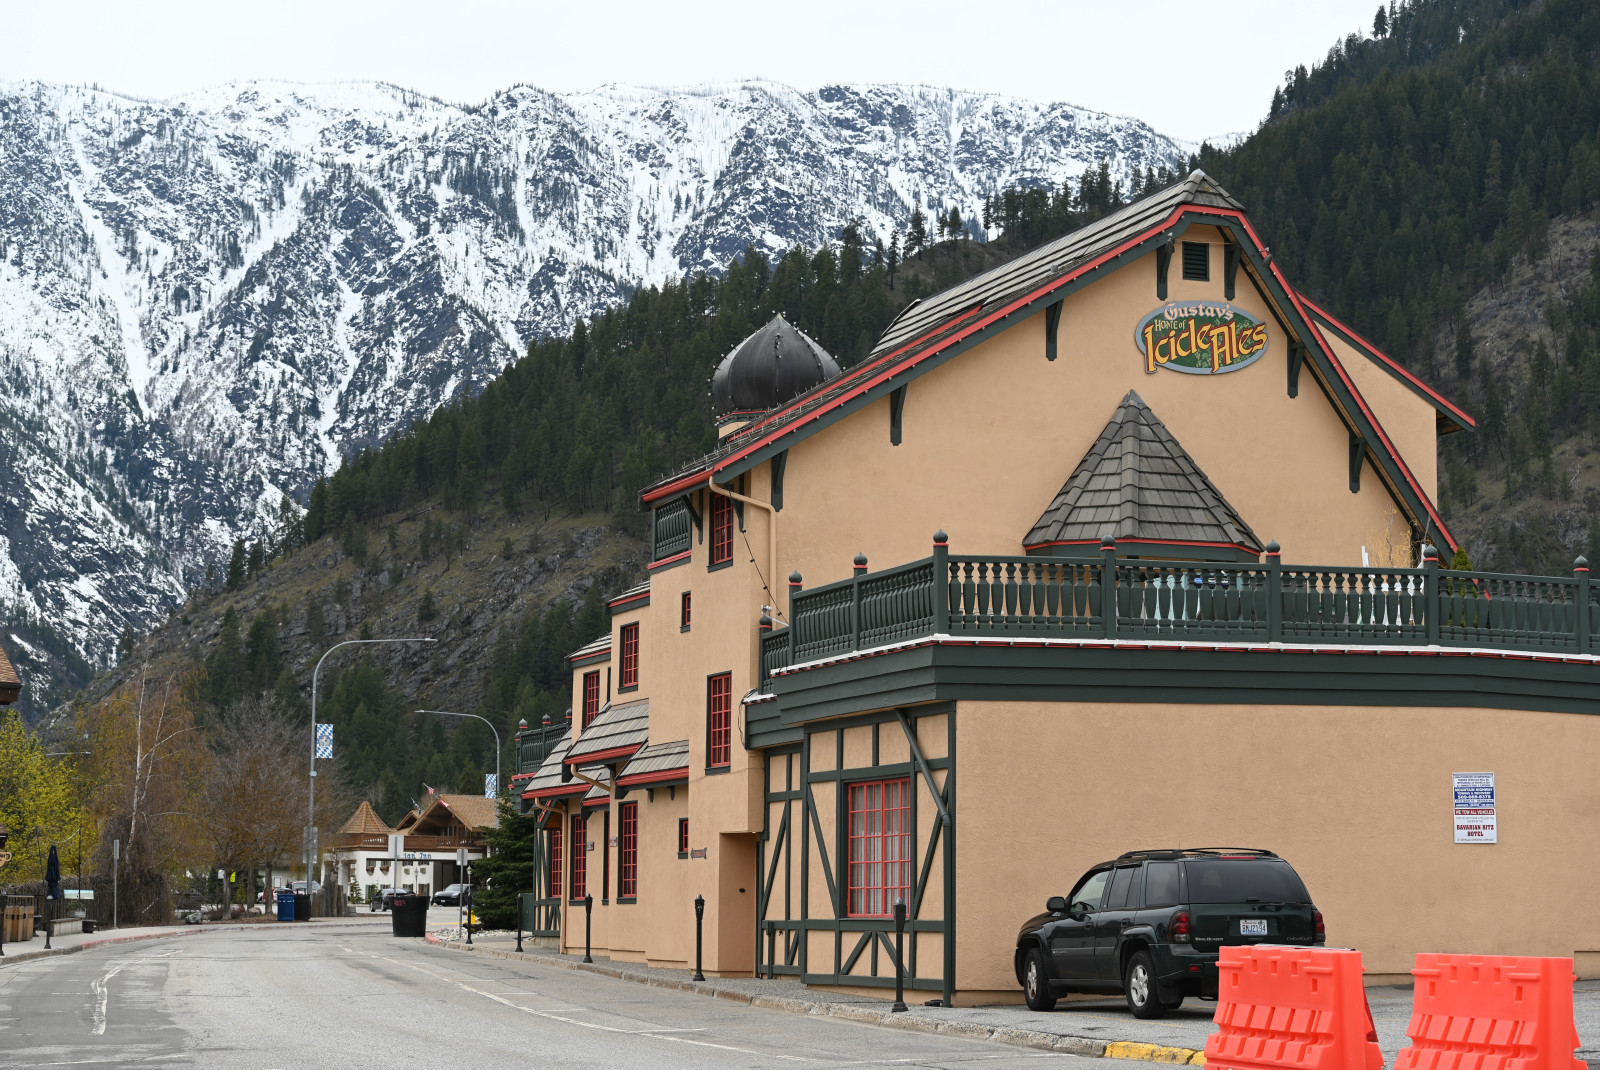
[
  {"left": 331, "top": 833, "right": 485, "bottom": 852},
  {"left": 758, "top": 535, "right": 1599, "bottom": 686}
]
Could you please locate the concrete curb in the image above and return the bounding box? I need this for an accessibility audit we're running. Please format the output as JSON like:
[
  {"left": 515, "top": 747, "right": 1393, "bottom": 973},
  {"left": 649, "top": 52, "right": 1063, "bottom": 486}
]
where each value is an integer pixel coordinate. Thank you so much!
[
  {"left": 0, "top": 925, "right": 223, "bottom": 967},
  {"left": 421, "top": 933, "right": 1209, "bottom": 1065}
]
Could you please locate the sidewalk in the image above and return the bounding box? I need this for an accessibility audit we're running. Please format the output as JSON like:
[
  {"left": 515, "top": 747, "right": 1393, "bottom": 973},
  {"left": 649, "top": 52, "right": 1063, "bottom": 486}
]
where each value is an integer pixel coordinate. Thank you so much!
[
  {"left": 423, "top": 931, "right": 1600, "bottom": 1067},
  {"left": 0, "top": 912, "right": 391, "bottom": 968}
]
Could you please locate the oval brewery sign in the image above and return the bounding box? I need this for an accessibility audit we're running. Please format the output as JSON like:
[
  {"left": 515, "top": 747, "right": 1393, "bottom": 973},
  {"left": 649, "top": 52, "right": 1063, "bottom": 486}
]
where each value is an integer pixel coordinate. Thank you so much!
[{"left": 1136, "top": 301, "right": 1268, "bottom": 375}]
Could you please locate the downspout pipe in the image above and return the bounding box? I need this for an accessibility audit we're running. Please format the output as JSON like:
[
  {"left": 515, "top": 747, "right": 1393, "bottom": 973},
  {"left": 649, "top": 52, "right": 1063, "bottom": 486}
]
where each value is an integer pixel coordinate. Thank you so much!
[{"left": 707, "top": 475, "right": 781, "bottom": 620}]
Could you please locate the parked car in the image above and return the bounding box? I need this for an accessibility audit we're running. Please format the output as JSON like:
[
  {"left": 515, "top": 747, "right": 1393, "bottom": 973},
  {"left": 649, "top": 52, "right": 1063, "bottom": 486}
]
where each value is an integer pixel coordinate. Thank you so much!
[
  {"left": 372, "top": 887, "right": 403, "bottom": 912},
  {"left": 432, "top": 883, "right": 473, "bottom": 906},
  {"left": 290, "top": 881, "right": 321, "bottom": 895},
  {"left": 1014, "top": 848, "right": 1323, "bottom": 1018}
]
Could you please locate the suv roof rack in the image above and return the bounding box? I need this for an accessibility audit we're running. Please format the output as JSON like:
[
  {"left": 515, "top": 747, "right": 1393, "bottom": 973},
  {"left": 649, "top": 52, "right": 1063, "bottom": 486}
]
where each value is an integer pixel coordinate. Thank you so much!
[{"left": 1116, "top": 847, "right": 1279, "bottom": 861}]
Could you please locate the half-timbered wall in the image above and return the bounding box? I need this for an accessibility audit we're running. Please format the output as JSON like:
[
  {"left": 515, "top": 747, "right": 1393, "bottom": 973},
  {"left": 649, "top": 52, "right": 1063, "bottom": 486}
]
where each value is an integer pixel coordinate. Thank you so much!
[{"left": 758, "top": 704, "right": 955, "bottom": 1002}]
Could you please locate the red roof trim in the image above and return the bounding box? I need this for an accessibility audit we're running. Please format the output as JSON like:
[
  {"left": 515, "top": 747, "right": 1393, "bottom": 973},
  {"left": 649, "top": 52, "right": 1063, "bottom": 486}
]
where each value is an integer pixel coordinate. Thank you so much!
[
  {"left": 616, "top": 766, "right": 691, "bottom": 788},
  {"left": 647, "top": 549, "right": 692, "bottom": 571},
  {"left": 642, "top": 206, "right": 1191, "bottom": 504},
  {"left": 523, "top": 784, "right": 586, "bottom": 800},
  {"left": 1187, "top": 207, "right": 1457, "bottom": 553},
  {"left": 608, "top": 591, "right": 649, "bottom": 610},
  {"left": 565, "top": 743, "right": 642, "bottom": 766},
  {"left": 1296, "top": 295, "right": 1474, "bottom": 428}
]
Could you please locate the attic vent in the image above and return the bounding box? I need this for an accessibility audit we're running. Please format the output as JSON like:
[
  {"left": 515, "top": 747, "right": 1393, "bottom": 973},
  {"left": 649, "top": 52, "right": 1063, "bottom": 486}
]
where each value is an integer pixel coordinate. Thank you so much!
[{"left": 1182, "top": 242, "right": 1210, "bottom": 281}]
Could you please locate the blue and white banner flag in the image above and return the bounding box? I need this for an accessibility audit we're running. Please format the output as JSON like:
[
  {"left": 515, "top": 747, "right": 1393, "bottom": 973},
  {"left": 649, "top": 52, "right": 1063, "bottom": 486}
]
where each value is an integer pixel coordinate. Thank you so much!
[
  {"left": 315, "top": 723, "right": 334, "bottom": 760},
  {"left": 484, "top": 773, "right": 497, "bottom": 798}
]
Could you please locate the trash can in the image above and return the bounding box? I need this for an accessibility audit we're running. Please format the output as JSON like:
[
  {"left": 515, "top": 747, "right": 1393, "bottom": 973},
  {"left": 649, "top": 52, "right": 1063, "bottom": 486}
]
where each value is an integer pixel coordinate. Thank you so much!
[
  {"left": 390, "top": 892, "right": 428, "bottom": 938},
  {"left": 276, "top": 891, "right": 295, "bottom": 922},
  {"left": 293, "top": 891, "right": 310, "bottom": 922}
]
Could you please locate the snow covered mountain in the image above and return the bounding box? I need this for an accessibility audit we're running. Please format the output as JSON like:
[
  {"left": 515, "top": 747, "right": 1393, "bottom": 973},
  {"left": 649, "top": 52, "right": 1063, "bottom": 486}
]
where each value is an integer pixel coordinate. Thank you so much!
[{"left": 0, "top": 78, "right": 1186, "bottom": 708}]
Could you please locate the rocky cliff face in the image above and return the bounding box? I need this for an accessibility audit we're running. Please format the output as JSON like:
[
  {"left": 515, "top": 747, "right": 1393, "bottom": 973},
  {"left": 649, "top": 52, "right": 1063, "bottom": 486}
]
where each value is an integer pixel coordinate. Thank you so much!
[{"left": 0, "top": 77, "right": 1186, "bottom": 712}]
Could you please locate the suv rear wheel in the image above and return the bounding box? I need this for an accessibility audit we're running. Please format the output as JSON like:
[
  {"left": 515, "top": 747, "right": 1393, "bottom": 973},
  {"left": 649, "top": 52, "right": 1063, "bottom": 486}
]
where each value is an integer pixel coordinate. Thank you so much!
[
  {"left": 1023, "top": 948, "right": 1057, "bottom": 1012},
  {"left": 1124, "top": 950, "right": 1166, "bottom": 1019}
]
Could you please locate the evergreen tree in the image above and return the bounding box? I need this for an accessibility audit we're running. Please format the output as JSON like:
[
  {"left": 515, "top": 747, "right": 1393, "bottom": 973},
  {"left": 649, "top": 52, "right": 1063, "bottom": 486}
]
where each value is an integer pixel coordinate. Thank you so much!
[
  {"left": 225, "top": 539, "right": 246, "bottom": 591},
  {"left": 470, "top": 796, "right": 539, "bottom": 929},
  {"left": 906, "top": 208, "right": 928, "bottom": 254}
]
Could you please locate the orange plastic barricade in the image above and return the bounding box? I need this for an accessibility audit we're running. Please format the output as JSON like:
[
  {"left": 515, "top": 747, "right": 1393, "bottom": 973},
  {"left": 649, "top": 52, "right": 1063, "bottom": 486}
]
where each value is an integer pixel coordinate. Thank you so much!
[
  {"left": 1395, "top": 955, "right": 1584, "bottom": 1070},
  {"left": 1205, "top": 945, "right": 1384, "bottom": 1070}
]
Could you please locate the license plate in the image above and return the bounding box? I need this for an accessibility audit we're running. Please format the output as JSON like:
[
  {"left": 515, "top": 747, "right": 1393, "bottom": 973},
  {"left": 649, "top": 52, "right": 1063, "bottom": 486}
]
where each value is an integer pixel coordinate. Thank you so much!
[{"left": 1240, "top": 919, "right": 1268, "bottom": 935}]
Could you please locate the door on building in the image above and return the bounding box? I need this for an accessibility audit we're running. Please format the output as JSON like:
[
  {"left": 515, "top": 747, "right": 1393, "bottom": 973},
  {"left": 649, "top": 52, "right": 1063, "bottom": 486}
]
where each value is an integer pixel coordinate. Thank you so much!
[
  {"left": 1094, "top": 864, "right": 1141, "bottom": 979},
  {"left": 1050, "top": 867, "right": 1110, "bottom": 980}
]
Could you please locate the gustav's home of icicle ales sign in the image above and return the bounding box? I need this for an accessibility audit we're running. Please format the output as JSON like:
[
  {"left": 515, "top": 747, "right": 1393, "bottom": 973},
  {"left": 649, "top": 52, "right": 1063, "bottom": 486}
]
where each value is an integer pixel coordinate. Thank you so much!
[{"left": 1137, "top": 301, "right": 1268, "bottom": 375}]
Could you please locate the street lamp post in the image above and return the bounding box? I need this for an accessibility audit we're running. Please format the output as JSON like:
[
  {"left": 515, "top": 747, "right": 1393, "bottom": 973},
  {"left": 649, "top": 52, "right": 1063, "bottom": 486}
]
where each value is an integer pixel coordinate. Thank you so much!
[
  {"left": 308, "top": 639, "right": 434, "bottom": 905},
  {"left": 414, "top": 710, "right": 501, "bottom": 798}
]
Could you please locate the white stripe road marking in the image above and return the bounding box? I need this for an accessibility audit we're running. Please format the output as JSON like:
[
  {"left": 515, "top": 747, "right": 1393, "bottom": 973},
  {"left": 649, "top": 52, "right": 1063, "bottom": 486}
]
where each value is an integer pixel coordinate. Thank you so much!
[
  {"left": 89, "top": 962, "right": 132, "bottom": 1035},
  {"left": 374, "top": 953, "right": 809, "bottom": 1061},
  {"left": 89, "top": 949, "right": 182, "bottom": 1036}
]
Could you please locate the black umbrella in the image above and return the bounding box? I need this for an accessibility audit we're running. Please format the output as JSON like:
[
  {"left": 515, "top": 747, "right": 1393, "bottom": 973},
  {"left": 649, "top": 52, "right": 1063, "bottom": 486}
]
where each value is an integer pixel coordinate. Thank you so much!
[{"left": 45, "top": 844, "right": 61, "bottom": 900}]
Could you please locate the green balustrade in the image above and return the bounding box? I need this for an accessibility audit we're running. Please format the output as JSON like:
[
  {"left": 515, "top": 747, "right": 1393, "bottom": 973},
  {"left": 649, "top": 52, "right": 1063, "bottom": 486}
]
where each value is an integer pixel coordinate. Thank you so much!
[{"left": 758, "top": 539, "right": 1599, "bottom": 680}]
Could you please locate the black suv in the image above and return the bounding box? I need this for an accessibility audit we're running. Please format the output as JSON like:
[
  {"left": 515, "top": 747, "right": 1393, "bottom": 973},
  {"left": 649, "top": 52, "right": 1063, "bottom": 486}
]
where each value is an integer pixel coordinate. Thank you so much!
[{"left": 1014, "top": 848, "right": 1323, "bottom": 1017}]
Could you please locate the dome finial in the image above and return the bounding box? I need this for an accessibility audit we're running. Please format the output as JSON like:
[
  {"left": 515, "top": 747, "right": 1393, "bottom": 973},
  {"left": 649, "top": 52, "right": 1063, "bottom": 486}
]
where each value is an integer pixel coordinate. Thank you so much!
[{"left": 711, "top": 315, "right": 842, "bottom": 421}]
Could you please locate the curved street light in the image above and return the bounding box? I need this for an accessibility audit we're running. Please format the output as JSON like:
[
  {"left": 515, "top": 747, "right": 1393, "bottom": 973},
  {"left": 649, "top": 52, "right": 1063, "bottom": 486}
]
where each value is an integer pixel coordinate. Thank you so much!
[
  {"left": 414, "top": 710, "right": 501, "bottom": 799},
  {"left": 307, "top": 638, "right": 435, "bottom": 889}
]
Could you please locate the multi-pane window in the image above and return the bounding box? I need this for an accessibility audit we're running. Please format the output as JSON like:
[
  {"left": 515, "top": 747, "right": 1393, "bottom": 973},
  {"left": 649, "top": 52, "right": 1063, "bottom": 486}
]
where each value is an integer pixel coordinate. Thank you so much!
[
  {"left": 570, "top": 814, "right": 587, "bottom": 900},
  {"left": 678, "top": 817, "right": 689, "bottom": 855},
  {"left": 618, "top": 802, "right": 638, "bottom": 898},
  {"left": 710, "top": 493, "right": 735, "bottom": 565},
  {"left": 846, "top": 778, "right": 911, "bottom": 918},
  {"left": 707, "top": 672, "right": 732, "bottom": 768},
  {"left": 681, "top": 591, "right": 692, "bottom": 630},
  {"left": 620, "top": 623, "right": 639, "bottom": 689},
  {"left": 548, "top": 825, "right": 563, "bottom": 899},
  {"left": 582, "top": 671, "right": 601, "bottom": 728}
]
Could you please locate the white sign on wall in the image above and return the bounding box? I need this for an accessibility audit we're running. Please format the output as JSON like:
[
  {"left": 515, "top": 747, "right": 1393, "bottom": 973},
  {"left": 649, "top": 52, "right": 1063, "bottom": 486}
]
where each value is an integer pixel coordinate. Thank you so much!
[{"left": 1453, "top": 772, "right": 1497, "bottom": 843}]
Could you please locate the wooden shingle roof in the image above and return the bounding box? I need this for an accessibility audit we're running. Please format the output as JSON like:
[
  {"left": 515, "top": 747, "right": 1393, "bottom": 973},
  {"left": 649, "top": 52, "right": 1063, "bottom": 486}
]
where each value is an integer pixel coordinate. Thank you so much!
[
  {"left": 1025, "top": 390, "right": 1263, "bottom": 560},
  {"left": 0, "top": 639, "right": 20, "bottom": 705},
  {"left": 338, "top": 801, "right": 393, "bottom": 837},
  {"left": 565, "top": 698, "right": 650, "bottom": 767}
]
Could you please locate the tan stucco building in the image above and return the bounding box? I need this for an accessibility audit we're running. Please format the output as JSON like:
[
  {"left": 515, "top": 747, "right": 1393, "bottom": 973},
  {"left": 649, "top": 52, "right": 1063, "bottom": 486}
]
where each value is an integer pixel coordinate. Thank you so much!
[{"left": 517, "top": 172, "right": 1600, "bottom": 1004}]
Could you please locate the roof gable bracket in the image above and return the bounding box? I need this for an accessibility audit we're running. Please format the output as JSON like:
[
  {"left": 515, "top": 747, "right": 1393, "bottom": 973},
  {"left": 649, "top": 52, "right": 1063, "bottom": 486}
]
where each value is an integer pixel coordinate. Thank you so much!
[
  {"left": 1349, "top": 432, "right": 1367, "bottom": 493},
  {"left": 771, "top": 450, "right": 788, "bottom": 510},
  {"left": 889, "top": 385, "right": 907, "bottom": 445},
  {"left": 1223, "top": 243, "right": 1241, "bottom": 301},
  {"left": 1155, "top": 240, "right": 1174, "bottom": 300},
  {"left": 1287, "top": 340, "right": 1306, "bottom": 398},
  {"left": 1044, "top": 299, "right": 1063, "bottom": 361}
]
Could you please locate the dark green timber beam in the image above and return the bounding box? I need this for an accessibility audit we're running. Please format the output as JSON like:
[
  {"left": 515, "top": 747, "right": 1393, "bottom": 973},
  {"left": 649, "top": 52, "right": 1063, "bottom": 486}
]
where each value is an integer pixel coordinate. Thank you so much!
[
  {"left": 771, "top": 450, "right": 788, "bottom": 510},
  {"left": 1044, "top": 299, "right": 1063, "bottom": 361},
  {"left": 889, "top": 385, "right": 907, "bottom": 446},
  {"left": 1224, "top": 243, "right": 1241, "bottom": 301},
  {"left": 1287, "top": 340, "right": 1306, "bottom": 398},
  {"left": 1156, "top": 240, "right": 1173, "bottom": 300},
  {"left": 1349, "top": 432, "right": 1367, "bottom": 493}
]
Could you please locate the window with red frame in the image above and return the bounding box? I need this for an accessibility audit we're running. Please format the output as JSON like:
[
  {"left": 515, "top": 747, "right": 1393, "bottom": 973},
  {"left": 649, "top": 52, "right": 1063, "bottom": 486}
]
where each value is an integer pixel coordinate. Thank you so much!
[
  {"left": 548, "top": 825, "right": 563, "bottom": 899},
  {"left": 582, "top": 670, "right": 601, "bottom": 727},
  {"left": 678, "top": 817, "right": 689, "bottom": 855},
  {"left": 710, "top": 493, "right": 734, "bottom": 564},
  {"left": 846, "top": 778, "right": 911, "bottom": 918},
  {"left": 618, "top": 802, "right": 638, "bottom": 898},
  {"left": 570, "top": 814, "right": 587, "bottom": 900},
  {"left": 680, "top": 591, "right": 691, "bottom": 630},
  {"left": 620, "top": 623, "right": 639, "bottom": 689},
  {"left": 707, "top": 672, "right": 732, "bottom": 768}
]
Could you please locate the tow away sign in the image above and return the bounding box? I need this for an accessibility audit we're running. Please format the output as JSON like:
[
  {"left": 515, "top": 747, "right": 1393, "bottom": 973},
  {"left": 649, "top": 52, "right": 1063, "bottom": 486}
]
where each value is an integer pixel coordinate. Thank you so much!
[{"left": 1453, "top": 772, "right": 1497, "bottom": 843}]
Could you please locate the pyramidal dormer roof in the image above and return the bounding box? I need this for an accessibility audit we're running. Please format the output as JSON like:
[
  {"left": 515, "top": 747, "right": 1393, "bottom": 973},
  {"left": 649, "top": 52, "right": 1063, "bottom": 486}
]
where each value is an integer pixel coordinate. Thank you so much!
[
  {"left": 1024, "top": 390, "right": 1264, "bottom": 561},
  {"left": 338, "top": 800, "right": 394, "bottom": 837}
]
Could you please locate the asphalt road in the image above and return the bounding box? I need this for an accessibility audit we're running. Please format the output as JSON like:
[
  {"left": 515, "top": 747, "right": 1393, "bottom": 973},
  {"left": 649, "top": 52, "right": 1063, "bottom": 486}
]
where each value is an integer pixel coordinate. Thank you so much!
[{"left": 0, "top": 923, "right": 1093, "bottom": 1069}]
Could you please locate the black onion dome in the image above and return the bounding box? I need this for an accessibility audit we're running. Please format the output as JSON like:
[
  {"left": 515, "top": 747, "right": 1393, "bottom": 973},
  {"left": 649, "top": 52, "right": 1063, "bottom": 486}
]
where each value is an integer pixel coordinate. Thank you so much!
[{"left": 711, "top": 314, "right": 842, "bottom": 417}]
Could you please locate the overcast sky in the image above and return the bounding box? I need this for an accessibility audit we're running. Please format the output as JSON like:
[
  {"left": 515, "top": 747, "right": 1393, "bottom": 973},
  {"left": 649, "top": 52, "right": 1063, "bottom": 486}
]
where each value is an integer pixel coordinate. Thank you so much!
[{"left": 1, "top": 1, "right": 1381, "bottom": 143}]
